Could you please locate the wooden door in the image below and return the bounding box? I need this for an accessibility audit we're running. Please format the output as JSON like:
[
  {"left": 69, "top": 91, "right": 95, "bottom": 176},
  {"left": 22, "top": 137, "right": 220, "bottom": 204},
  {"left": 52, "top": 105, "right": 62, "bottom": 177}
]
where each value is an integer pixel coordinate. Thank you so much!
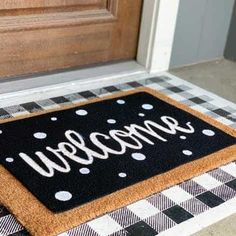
[{"left": 0, "top": 0, "right": 143, "bottom": 78}]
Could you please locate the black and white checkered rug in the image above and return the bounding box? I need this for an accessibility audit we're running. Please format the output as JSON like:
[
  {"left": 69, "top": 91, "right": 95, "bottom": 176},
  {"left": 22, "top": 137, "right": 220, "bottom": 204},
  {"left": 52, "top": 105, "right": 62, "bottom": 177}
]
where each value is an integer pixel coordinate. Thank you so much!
[{"left": 0, "top": 74, "right": 235, "bottom": 236}]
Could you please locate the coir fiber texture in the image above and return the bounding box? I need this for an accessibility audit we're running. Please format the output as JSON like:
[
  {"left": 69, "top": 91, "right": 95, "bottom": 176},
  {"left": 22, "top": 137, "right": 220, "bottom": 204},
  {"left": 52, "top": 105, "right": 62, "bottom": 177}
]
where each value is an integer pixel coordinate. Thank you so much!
[{"left": 0, "top": 87, "right": 235, "bottom": 236}]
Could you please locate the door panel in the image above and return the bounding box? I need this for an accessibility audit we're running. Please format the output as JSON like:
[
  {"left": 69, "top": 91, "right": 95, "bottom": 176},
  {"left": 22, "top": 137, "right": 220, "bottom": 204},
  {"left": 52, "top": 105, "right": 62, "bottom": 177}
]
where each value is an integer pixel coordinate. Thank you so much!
[
  {"left": 0, "top": 0, "right": 107, "bottom": 15},
  {"left": 0, "top": 0, "right": 104, "bottom": 9},
  {"left": 0, "top": 0, "right": 143, "bottom": 78}
]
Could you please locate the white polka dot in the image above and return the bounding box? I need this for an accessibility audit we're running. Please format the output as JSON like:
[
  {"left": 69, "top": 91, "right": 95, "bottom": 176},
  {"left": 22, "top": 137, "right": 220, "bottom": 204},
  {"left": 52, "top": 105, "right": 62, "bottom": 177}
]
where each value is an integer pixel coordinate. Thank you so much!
[
  {"left": 132, "top": 153, "right": 146, "bottom": 161},
  {"left": 55, "top": 191, "right": 72, "bottom": 201},
  {"left": 107, "top": 119, "right": 116, "bottom": 124},
  {"left": 142, "top": 104, "right": 153, "bottom": 110},
  {"left": 182, "top": 150, "right": 192, "bottom": 156},
  {"left": 76, "top": 109, "right": 88, "bottom": 116},
  {"left": 79, "top": 168, "right": 90, "bottom": 175},
  {"left": 51, "top": 117, "right": 57, "bottom": 121},
  {"left": 202, "top": 129, "right": 215, "bottom": 136},
  {"left": 139, "top": 113, "right": 145, "bottom": 117},
  {"left": 6, "top": 157, "right": 14, "bottom": 163},
  {"left": 34, "top": 132, "right": 47, "bottom": 139},
  {"left": 180, "top": 136, "right": 186, "bottom": 140},
  {"left": 0, "top": 130, "right": 2, "bottom": 134},
  {"left": 119, "top": 172, "right": 127, "bottom": 178},
  {"left": 117, "top": 99, "right": 125, "bottom": 104}
]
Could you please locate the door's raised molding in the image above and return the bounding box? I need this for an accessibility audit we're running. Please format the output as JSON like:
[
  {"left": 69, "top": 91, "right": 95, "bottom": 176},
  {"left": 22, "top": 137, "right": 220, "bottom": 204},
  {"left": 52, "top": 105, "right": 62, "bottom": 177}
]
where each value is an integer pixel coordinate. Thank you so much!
[{"left": 0, "top": 0, "right": 118, "bottom": 32}]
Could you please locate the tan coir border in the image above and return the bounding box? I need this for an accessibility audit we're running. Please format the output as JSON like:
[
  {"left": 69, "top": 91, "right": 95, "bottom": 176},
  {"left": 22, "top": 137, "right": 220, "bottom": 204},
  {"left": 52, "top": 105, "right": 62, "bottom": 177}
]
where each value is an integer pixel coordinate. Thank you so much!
[{"left": 0, "top": 87, "right": 235, "bottom": 236}]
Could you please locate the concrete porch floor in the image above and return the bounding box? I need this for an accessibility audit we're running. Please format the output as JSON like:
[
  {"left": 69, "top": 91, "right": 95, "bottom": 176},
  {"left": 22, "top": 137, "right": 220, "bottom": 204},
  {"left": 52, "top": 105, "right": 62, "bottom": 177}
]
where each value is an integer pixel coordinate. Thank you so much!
[
  {"left": 171, "top": 59, "right": 236, "bottom": 103},
  {"left": 171, "top": 59, "right": 236, "bottom": 236}
]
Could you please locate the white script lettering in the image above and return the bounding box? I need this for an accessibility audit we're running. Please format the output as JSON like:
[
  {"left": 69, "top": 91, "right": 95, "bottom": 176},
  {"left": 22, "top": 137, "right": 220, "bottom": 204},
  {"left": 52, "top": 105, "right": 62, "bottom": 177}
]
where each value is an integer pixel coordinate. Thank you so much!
[{"left": 19, "top": 116, "right": 194, "bottom": 177}]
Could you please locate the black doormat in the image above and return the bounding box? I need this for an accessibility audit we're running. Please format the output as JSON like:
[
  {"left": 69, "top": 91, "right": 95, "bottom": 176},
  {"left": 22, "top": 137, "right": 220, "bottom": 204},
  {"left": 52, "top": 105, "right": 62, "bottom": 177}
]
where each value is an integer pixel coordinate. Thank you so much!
[{"left": 0, "top": 88, "right": 235, "bottom": 236}]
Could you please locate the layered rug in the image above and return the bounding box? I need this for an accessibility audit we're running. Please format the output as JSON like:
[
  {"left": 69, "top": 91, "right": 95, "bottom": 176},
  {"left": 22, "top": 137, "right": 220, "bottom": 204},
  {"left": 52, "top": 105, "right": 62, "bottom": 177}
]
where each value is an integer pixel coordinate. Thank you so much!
[{"left": 0, "top": 86, "right": 235, "bottom": 236}]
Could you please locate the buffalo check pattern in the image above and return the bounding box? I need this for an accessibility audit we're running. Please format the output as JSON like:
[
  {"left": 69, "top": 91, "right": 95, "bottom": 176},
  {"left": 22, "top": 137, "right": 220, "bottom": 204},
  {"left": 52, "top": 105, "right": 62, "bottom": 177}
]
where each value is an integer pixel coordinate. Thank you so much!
[{"left": 0, "top": 74, "right": 235, "bottom": 236}]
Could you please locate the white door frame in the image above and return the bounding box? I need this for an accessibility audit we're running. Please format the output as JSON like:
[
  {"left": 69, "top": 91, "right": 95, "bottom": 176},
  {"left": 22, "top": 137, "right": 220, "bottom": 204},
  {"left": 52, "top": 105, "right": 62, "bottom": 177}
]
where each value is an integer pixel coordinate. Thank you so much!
[
  {"left": 137, "top": 0, "right": 180, "bottom": 73},
  {"left": 0, "top": 0, "right": 180, "bottom": 100}
]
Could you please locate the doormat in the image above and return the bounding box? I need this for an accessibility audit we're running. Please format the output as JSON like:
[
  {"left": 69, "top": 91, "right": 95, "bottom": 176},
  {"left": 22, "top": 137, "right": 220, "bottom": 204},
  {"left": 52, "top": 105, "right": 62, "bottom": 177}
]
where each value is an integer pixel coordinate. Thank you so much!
[{"left": 0, "top": 88, "right": 235, "bottom": 236}]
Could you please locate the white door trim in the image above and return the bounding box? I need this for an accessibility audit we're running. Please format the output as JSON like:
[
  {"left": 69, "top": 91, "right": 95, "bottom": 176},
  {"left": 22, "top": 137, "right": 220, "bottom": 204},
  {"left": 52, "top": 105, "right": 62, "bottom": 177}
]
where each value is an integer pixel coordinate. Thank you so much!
[
  {"left": 0, "top": 61, "right": 150, "bottom": 106},
  {"left": 137, "top": 0, "right": 180, "bottom": 73}
]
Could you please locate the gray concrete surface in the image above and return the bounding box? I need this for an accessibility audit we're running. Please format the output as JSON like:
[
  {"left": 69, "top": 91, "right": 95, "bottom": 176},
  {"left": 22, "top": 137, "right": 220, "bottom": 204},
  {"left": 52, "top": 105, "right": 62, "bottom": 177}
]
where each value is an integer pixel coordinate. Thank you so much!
[
  {"left": 193, "top": 214, "right": 236, "bottom": 236},
  {"left": 170, "top": 59, "right": 236, "bottom": 103}
]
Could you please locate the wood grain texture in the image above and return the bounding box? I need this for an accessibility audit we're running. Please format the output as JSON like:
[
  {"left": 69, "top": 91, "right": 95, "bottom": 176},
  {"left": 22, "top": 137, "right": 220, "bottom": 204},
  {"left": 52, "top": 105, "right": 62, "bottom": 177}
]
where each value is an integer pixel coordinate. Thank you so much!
[
  {"left": 0, "top": 0, "right": 107, "bottom": 16},
  {"left": 0, "top": 0, "right": 104, "bottom": 9},
  {"left": 0, "top": 0, "right": 143, "bottom": 78}
]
